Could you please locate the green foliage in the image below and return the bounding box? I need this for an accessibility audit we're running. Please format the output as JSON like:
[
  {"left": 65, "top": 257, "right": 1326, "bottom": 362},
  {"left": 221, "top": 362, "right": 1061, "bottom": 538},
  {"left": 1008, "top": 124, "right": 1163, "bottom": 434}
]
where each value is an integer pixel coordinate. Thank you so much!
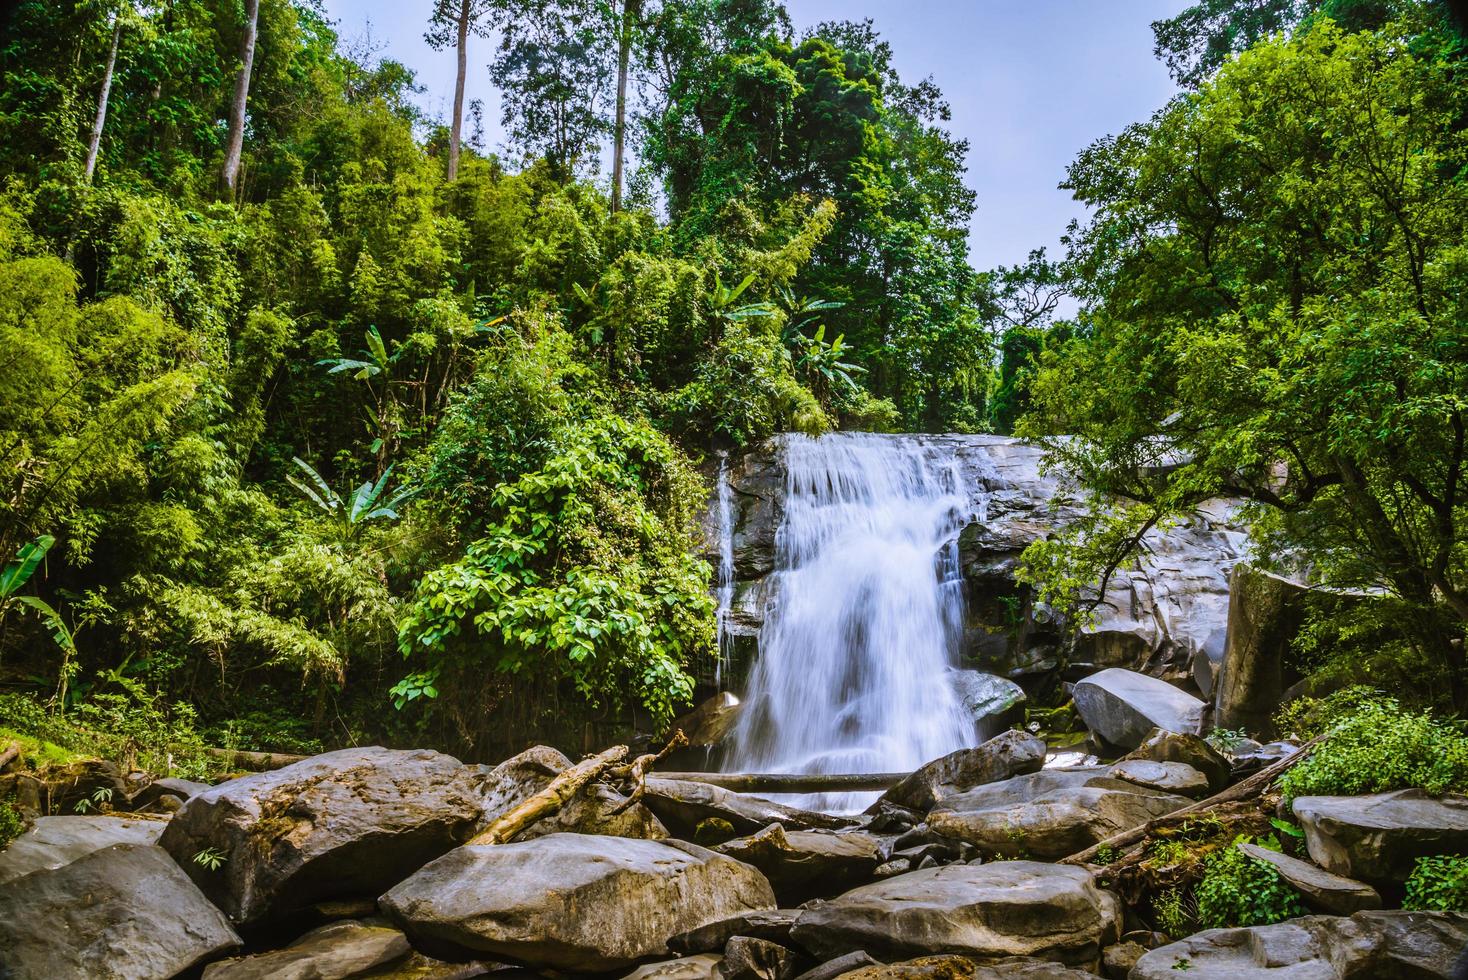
[
  {"left": 1205, "top": 728, "right": 1248, "bottom": 753},
  {"left": 1195, "top": 838, "right": 1305, "bottom": 929},
  {"left": 1405, "top": 855, "right": 1468, "bottom": 912},
  {"left": 1153, "top": 886, "right": 1197, "bottom": 937},
  {"left": 192, "top": 846, "right": 228, "bottom": 871},
  {"left": 0, "top": 797, "right": 24, "bottom": 848},
  {"left": 1278, "top": 695, "right": 1468, "bottom": 804}
]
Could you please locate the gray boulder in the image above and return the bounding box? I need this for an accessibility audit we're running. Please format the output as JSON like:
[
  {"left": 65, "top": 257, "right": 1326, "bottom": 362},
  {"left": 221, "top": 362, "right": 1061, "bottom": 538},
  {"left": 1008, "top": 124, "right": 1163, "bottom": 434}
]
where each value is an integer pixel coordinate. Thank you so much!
[
  {"left": 158, "top": 746, "right": 486, "bottom": 924},
  {"left": 720, "top": 936, "right": 801, "bottom": 980},
  {"left": 379, "top": 832, "right": 777, "bottom": 972},
  {"left": 1072, "top": 668, "right": 1205, "bottom": 749},
  {"left": 1106, "top": 759, "right": 1209, "bottom": 798},
  {"left": 1120, "top": 728, "right": 1232, "bottom": 791},
  {"left": 669, "top": 909, "right": 801, "bottom": 954},
  {"left": 1214, "top": 564, "right": 1309, "bottom": 737},
  {"left": 644, "top": 778, "right": 857, "bottom": 836},
  {"left": 479, "top": 745, "right": 667, "bottom": 840},
  {"left": 947, "top": 670, "right": 1027, "bottom": 732},
  {"left": 787, "top": 861, "right": 1121, "bottom": 968},
  {"left": 873, "top": 729, "right": 1047, "bottom": 813},
  {"left": 716, "top": 824, "right": 881, "bottom": 904},
  {"left": 0, "top": 814, "right": 164, "bottom": 884},
  {"left": 201, "top": 920, "right": 413, "bottom": 979},
  {"left": 624, "top": 955, "right": 724, "bottom": 980},
  {"left": 0, "top": 843, "right": 240, "bottom": 979},
  {"left": 1236, "top": 841, "right": 1381, "bottom": 915},
  {"left": 1130, "top": 910, "right": 1468, "bottom": 979},
  {"left": 927, "top": 768, "right": 1190, "bottom": 860},
  {"left": 1293, "top": 790, "right": 1468, "bottom": 883}
]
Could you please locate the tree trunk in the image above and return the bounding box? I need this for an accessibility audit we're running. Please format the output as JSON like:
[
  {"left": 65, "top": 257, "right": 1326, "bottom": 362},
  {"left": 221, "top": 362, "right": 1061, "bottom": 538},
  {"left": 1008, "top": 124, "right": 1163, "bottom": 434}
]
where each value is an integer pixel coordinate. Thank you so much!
[
  {"left": 84, "top": 12, "right": 123, "bottom": 184},
  {"left": 220, "top": 0, "right": 260, "bottom": 198},
  {"left": 610, "top": 0, "right": 639, "bottom": 213},
  {"left": 447, "top": 0, "right": 470, "bottom": 181}
]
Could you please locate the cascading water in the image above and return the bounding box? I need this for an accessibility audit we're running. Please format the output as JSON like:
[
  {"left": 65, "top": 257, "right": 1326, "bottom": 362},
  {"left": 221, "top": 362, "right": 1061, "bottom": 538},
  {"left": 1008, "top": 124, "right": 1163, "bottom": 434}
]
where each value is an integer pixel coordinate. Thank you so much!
[
  {"left": 728, "top": 432, "right": 981, "bottom": 811},
  {"left": 713, "top": 454, "right": 736, "bottom": 687}
]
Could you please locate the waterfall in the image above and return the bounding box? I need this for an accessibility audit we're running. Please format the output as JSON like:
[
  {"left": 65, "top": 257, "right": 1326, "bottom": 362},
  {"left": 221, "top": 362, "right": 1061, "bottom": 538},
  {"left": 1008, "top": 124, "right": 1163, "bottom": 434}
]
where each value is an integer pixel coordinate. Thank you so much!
[
  {"left": 714, "top": 454, "right": 736, "bottom": 687},
  {"left": 729, "top": 432, "right": 980, "bottom": 811}
]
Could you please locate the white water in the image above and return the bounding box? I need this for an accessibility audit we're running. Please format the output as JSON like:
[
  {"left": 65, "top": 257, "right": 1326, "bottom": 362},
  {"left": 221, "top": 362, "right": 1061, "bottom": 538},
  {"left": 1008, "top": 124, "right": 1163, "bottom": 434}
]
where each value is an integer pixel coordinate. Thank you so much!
[
  {"left": 728, "top": 433, "right": 981, "bottom": 811},
  {"left": 714, "top": 454, "right": 736, "bottom": 687}
]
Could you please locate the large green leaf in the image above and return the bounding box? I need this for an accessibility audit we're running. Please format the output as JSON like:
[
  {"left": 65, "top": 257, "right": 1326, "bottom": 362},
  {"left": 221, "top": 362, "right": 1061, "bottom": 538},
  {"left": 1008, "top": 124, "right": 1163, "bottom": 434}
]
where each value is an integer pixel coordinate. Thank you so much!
[{"left": 0, "top": 535, "right": 54, "bottom": 599}]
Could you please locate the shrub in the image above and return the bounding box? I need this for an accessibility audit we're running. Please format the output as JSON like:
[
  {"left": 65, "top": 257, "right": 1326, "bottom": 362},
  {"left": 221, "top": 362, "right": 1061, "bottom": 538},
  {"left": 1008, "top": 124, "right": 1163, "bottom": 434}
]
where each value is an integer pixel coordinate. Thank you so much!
[
  {"left": 0, "top": 798, "right": 25, "bottom": 848},
  {"left": 1277, "top": 696, "right": 1468, "bottom": 805},
  {"left": 1194, "top": 838, "right": 1304, "bottom": 929},
  {"left": 1405, "top": 856, "right": 1468, "bottom": 913},
  {"left": 1153, "top": 886, "right": 1196, "bottom": 937}
]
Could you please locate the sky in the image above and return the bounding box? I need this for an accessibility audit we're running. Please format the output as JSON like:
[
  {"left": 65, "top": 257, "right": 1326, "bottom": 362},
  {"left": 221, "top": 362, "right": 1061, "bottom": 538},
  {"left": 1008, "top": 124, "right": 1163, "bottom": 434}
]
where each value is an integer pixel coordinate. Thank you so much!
[{"left": 320, "top": 0, "right": 1183, "bottom": 274}]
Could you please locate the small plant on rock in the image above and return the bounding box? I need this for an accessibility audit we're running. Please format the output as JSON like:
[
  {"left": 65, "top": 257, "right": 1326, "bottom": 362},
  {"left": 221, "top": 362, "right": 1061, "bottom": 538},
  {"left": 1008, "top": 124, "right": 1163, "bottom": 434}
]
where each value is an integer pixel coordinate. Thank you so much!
[
  {"left": 193, "top": 846, "right": 228, "bottom": 871},
  {"left": 1153, "top": 886, "right": 1196, "bottom": 937},
  {"left": 0, "top": 798, "right": 25, "bottom": 848},
  {"left": 1405, "top": 855, "right": 1468, "bottom": 912}
]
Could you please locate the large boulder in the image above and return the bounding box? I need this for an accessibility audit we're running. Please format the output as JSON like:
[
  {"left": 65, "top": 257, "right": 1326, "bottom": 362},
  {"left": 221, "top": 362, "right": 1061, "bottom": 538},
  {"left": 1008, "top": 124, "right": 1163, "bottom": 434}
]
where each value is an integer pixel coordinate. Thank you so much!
[
  {"left": 669, "top": 909, "right": 801, "bottom": 954},
  {"left": 927, "top": 768, "right": 1190, "bottom": 859},
  {"left": 478, "top": 745, "right": 667, "bottom": 840},
  {"left": 380, "top": 832, "right": 777, "bottom": 972},
  {"left": 669, "top": 691, "right": 744, "bottom": 750},
  {"left": 0, "top": 843, "right": 240, "bottom": 979},
  {"left": 872, "top": 730, "right": 1047, "bottom": 814},
  {"left": 624, "top": 955, "right": 724, "bottom": 980},
  {"left": 1130, "top": 910, "right": 1468, "bottom": 979},
  {"left": 947, "top": 670, "right": 1027, "bottom": 733},
  {"left": 1236, "top": 841, "right": 1381, "bottom": 915},
  {"left": 1120, "top": 728, "right": 1232, "bottom": 792},
  {"left": 1106, "top": 759, "right": 1209, "bottom": 798},
  {"left": 1072, "top": 668, "right": 1205, "bottom": 749},
  {"left": 716, "top": 824, "right": 881, "bottom": 904},
  {"left": 1213, "top": 564, "right": 1309, "bottom": 737},
  {"left": 1293, "top": 790, "right": 1468, "bottom": 883},
  {"left": 643, "top": 778, "right": 857, "bottom": 836},
  {"left": 787, "top": 861, "right": 1121, "bottom": 968},
  {"left": 158, "top": 746, "right": 486, "bottom": 924},
  {"left": 201, "top": 920, "right": 415, "bottom": 979},
  {"left": 0, "top": 814, "right": 164, "bottom": 884}
]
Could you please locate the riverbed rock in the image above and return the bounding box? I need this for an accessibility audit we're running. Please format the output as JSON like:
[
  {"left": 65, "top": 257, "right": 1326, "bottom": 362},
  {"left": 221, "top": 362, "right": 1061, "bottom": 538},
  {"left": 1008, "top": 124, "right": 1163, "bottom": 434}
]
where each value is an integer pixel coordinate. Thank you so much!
[
  {"left": 1072, "top": 668, "right": 1205, "bottom": 749},
  {"left": 716, "top": 824, "right": 881, "bottom": 904},
  {"left": 670, "top": 909, "right": 801, "bottom": 954},
  {"left": 1236, "top": 841, "right": 1382, "bottom": 915},
  {"left": 201, "top": 920, "right": 414, "bottom": 979},
  {"left": 927, "top": 768, "right": 1190, "bottom": 859},
  {"left": 0, "top": 843, "right": 240, "bottom": 979},
  {"left": 873, "top": 729, "right": 1047, "bottom": 813},
  {"left": 670, "top": 691, "right": 744, "bottom": 749},
  {"left": 644, "top": 777, "right": 858, "bottom": 836},
  {"left": 787, "top": 861, "right": 1121, "bottom": 968},
  {"left": 479, "top": 745, "right": 667, "bottom": 840},
  {"left": 380, "top": 832, "right": 777, "bottom": 972},
  {"left": 159, "top": 746, "right": 486, "bottom": 924},
  {"left": 1292, "top": 790, "right": 1468, "bottom": 883},
  {"left": 948, "top": 670, "right": 1027, "bottom": 733},
  {"left": 1130, "top": 910, "right": 1468, "bottom": 979},
  {"left": 1214, "top": 565, "right": 1309, "bottom": 737},
  {"left": 1106, "top": 759, "right": 1209, "bottom": 798},
  {"left": 720, "top": 936, "right": 802, "bottom": 980},
  {"left": 1120, "top": 728, "right": 1232, "bottom": 791},
  {"left": 838, "top": 954, "right": 1097, "bottom": 980},
  {"left": 0, "top": 813, "right": 164, "bottom": 883},
  {"left": 626, "top": 955, "right": 726, "bottom": 980}
]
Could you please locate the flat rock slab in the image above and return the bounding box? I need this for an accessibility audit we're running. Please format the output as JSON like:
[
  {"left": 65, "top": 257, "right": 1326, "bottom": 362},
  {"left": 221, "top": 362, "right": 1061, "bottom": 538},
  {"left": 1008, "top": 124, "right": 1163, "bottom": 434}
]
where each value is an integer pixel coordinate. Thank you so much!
[
  {"left": 873, "top": 729, "right": 1047, "bottom": 813},
  {"left": 1130, "top": 910, "right": 1468, "bottom": 979},
  {"left": 624, "top": 954, "right": 724, "bottom": 980},
  {"left": 1121, "top": 728, "right": 1232, "bottom": 791},
  {"left": 644, "top": 778, "right": 858, "bottom": 836},
  {"left": 839, "top": 955, "right": 1098, "bottom": 980},
  {"left": 1237, "top": 842, "right": 1381, "bottom": 915},
  {"left": 0, "top": 843, "right": 240, "bottom": 980},
  {"left": 380, "top": 832, "right": 776, "bottom": 972},
  {"left": 788, "top": 861, "right": 1121, "bottom": 968},
  {"left": 0, "top": 814, "right": 164, "bottom": 883},
  {"left": 716, "top": 824, "right": 880, "bottom": 904},
  {"left": 202, "top": 920, "right": 413, "bottom": 979},
  {"left": 670, "top": 909, "right": 801, "bottom": 954},
  {"left": 1293, "top": 790, "right": 1468, "bottom": 883},
  {"left": 1072, "top": 668, "right": 1205, "bottom": 749},
  {"left": 159, "top": 746, "right": 486, "bottom": 924},
  {"left": 1107, "top": 759, "right": 1209, "bottom": 798}
]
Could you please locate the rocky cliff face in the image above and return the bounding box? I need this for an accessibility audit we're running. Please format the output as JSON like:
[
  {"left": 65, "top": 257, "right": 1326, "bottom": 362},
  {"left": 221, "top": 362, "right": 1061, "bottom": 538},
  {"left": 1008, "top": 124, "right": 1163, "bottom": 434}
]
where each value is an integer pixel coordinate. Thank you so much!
[{"left": 704, "top": 434, "right": 1249, "bottom": 695}]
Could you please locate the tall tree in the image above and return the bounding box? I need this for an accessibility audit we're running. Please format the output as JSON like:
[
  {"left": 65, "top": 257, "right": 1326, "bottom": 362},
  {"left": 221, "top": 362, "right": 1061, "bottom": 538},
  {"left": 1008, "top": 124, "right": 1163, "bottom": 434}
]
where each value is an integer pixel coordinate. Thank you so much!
[
  {"left": 610, "top": 0, "right": 642, "bottom": 211},
  {"left": 220, "top": 0, "right": 260, "bottom": 196},
  {"left": 84, "top": 3, "right": 126, "bottom": 183},
  {"left": 427, "top": 0, "right": 491, "bottom": 182}
]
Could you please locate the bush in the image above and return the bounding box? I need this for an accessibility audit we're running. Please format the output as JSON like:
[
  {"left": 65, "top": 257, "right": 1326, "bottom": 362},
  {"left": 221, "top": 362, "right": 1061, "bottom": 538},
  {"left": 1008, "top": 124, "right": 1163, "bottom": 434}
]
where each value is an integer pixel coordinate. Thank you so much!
[
  {"left": 0, "top": 798, "right": 24, "bottom": 848},
  {"left": 1405, "top": 856, "right": 1468, "bottom": 912},
  {"left": 1195, "top": 838, "right": 1304, "bottom": 929},
  {"left": 1277, "top": 695, "right": 1468, "bottom": 805}
]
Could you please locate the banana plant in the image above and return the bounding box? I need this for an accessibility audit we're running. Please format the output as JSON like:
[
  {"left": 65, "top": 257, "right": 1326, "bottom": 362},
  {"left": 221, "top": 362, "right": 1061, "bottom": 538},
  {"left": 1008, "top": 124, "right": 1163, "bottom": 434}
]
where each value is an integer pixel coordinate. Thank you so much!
[
  {"left": 709, "top": 271, "right": 775, "bottom": 326},
  {"left": 288, "top": 458, "right": 418, "bottom": 541},
  {"left": 317, "top": 324, "right": 393, "bottom": 379},
  {"left": 0, "top": 535, "right": 77, "bottom": 690},
  {"left": 775, "top": 287, "right": 845, "bottom": 351},
  {"left": 797, "top": 325, "right": 867, "bottom": 397}
]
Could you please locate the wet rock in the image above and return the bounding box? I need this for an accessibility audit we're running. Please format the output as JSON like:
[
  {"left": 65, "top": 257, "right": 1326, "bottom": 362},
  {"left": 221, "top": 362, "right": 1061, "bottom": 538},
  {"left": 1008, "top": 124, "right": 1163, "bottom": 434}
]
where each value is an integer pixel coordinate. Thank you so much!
[
  {"left": 873, "top": 730, "right": 1047, "bottom": 814},
  {"left": 128, "top": 775, "right": 211, "bottom": 811},
  {"left": 720, "top": 936, "right": 802, "bottom": 980},
  {"left": 791, "top": 951, "right": 880, "bottom": 980},
  {"left": 478, "top": 745, "right": 668, "bottom": 840},
  {"left": 1120, "top": 728, "right": 1232, "bottom": 791},
  {"left": 1236, "top": 841, "right": 1381, "bottom": 915},
  {"left": 947, "top": 670, "right": 1027, "bottom": 733},
  {"left": 0, "top": 843, "right": 240, "bottom": 979},
  {"left": 159, "top": 746, "right": 486, "bottom": 925},
  {"left": 839, "top": 956, "right": 1097, "bottom": 980},
  {"left": 927, "top": 768, "right": 1190, "bottom": 859},
  {"left": 670, "top": 692, "right": 744, "bottom": 749},
  {"left": 1106, "top": 759, "right": 1209, "bottom": 798},
  {"left": 1293, "top": 790, "right": 1468, "bottom": 883},
  {"left": 1130, "top": 910, "right": 1468, "bottom": 979},
  {"left": 0, "top": 813, "right": 164, "bottom": 884},
  {"left": 201, "top": 920, "right": 413, "bottom": 979},
  {"left": 624, "top": 955, "right": 725, "bottom": 980},
  {"left": 644, "top": 778, "right": 858, "bottom": 836},
  {"left": 669, "top": 909, "right": 801, "bottom": 954},
  {"left": 380, "top": 832, "right": 776, "bottom": 972},
  {"left": 1072, "top": 668, "right": 1205, "bottom": 749},
  {"left": 716, "top": 825, "right": 881, "bottom": 904},
  {"left": 788, "top": 861, "right": 1121, "bottom": 968},
  {"left": 1101, "top": 941, "right": 1146, "bottom": 979}
]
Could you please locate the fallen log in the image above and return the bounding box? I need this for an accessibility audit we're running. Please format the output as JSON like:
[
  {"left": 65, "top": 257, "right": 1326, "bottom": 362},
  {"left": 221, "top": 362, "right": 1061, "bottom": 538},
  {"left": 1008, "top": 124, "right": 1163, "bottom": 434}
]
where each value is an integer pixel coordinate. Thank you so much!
[
  {"left": 1062, "top": 733, "right": 1327, "bottom": 866},
  {"left": 642, "top": 777, "right": 860, "bottom": 834},
  {"left": 469, "top": 744, "right": 630, "bottom": 845},
  {"left": 653, "top": 771, "right": 905, "bottom": 793},
  {"left": 195, "top": 746, "right": 309, "bottom": 771}
]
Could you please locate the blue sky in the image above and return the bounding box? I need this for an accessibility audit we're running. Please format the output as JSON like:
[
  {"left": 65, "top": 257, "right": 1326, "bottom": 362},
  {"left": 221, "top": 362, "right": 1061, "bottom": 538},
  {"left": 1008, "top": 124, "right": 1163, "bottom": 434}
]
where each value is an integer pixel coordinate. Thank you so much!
[{"left": 321, "top": 0, "right": 1182, "bottom": 273}]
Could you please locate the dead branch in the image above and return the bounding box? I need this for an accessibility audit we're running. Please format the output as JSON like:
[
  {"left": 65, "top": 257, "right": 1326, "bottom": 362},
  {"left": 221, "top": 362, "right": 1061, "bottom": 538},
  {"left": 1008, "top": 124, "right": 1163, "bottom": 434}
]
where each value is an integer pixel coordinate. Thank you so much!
[
  {"left": 469, "top": 744, "right": 630, "bottom": 845},
  {"left": 609, "top": 730, "right": 687, "bottom": 815}
]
